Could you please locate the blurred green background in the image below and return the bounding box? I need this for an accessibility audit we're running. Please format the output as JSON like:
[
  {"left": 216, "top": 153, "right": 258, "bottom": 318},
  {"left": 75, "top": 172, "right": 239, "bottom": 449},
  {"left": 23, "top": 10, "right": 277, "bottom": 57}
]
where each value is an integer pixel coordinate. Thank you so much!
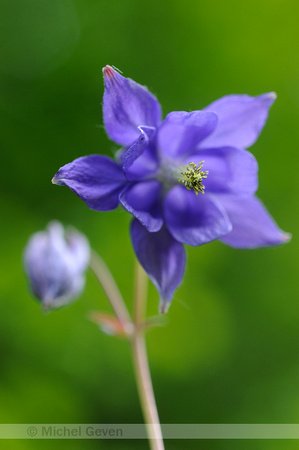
[{"left": 0, "top": 0, "right": 298, "bottom": 449}]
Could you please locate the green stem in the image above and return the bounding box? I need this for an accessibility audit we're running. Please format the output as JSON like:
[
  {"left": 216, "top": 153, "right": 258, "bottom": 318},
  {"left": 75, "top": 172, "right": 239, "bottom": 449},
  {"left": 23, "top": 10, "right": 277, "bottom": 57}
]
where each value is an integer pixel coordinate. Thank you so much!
[
  {"left": 131, "top": 261, "right": 164, "bottom": 450},
  {"left": 90, "top": 251, "right": 164, "bottom": 448},
  {"left": 89, "top": 250, "right": 131, "bottom": 325}
]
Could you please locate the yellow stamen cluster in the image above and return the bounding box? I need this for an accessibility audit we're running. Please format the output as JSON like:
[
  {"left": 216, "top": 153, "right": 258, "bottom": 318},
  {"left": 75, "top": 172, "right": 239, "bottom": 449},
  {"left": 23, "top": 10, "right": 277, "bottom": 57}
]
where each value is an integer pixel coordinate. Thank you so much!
[{"left": 178, "top": 161, "right": 209, "bottom": 195}]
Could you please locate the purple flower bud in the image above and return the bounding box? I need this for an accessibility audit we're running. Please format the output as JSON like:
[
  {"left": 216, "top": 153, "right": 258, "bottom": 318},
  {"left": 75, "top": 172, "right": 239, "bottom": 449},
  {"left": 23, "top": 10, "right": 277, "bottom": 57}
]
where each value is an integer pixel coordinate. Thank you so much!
[{"left": 24, "top": 222, "right": 90, "bottom": 310}]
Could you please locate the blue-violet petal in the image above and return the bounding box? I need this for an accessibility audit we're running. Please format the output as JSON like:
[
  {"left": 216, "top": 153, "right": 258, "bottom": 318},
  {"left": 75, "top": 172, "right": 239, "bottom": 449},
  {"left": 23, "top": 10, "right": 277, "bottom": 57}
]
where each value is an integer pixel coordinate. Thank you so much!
[
  {"left": 157, "top": 110, "right": 218, "bottom": 159},
  {"left": 219, "top": 195, "right": 291, "bottom": 248},
  {"left": 103, "top": 66, "right": 162, "bottom": 146},
  {"left": 203, "top": 93, "right": 276, "bottom": 149},
  {"left": 52, "top": 155, "right": 126, "bottom": 211},
  {"left": 120, "top": 180, "right": 163, "bottom": 232},
  {"left": 131, "top": 219, "right": 186, "bottom": 313},
  {"left": 164, "top": 186, "right": 232, "bottom": 246},
  {"left": 188, "top": 147, "right": 258, "bottom": 196}
]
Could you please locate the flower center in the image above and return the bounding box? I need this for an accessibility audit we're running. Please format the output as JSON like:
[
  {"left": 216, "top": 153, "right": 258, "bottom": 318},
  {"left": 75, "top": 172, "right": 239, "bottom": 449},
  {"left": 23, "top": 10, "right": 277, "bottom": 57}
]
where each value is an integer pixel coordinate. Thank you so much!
[
  {"left": 155, "top": 159, "right": 209, "bottom": 194},
  {"left": 177, "top": 161, "right": 209, "bottom": 195}
]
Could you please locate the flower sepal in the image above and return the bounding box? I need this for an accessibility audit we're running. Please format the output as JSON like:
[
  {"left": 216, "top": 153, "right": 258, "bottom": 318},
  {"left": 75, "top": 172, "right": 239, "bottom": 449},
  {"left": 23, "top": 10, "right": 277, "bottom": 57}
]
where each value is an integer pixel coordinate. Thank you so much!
[
  {"left": 89, "top": 311, "right": 168, "bottom": 337},
  {"left": 89, "top": 311, "right": 134, "bottom": 338}
]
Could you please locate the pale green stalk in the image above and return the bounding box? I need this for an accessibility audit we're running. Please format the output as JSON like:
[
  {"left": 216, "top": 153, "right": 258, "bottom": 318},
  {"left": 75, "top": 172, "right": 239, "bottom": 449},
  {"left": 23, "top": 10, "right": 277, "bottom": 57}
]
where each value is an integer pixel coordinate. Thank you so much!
[
  {"left": 130, "top": 262, "right": 164, "bottom": 450},
  {"left": 90, "top": 252, "right": 164, "bottom": 449},
  {"left": 89, "top": 250, "right": 131, "bottom": 324}
]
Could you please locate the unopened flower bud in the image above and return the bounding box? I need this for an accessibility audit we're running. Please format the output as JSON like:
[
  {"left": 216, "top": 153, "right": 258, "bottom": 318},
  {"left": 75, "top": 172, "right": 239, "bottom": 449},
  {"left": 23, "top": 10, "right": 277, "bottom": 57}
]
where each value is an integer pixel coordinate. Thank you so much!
[{"left": 24, "top": 221, "right": 90, "bottom": 310}]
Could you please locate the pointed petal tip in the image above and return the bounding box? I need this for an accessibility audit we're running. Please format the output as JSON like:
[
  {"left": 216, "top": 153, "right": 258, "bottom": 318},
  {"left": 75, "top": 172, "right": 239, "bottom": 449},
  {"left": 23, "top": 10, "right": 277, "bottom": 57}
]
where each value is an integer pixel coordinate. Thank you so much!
[
  {"left": 51, "top": 174, "right": 63, "bottom": 185},
  {"left": 102, "top": 65, "right": 114, "bottom": 78},
  {"left": 102, "top": 65, "right": 119, "bottom": 87},
  {"left": 281, "top": 231, "right": 292, "bottom": 243},
  {"left": 159, "top": 298, "right": 170, "bottom": 314},
  {"left": 264, "top": 92, "right": 277, "bottom": 105},
  {"left": 268, "top": 91, "right": 277, "bottom": 100},
  {"left": 102, "top": 65, "right": 122, "bottom": 84}
]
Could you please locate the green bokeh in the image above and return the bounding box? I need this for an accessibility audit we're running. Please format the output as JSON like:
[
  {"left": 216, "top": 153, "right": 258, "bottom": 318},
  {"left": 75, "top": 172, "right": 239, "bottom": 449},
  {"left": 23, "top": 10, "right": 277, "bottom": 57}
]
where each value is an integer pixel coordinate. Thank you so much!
[{"left": 0, "top": 0, "right": 298, "bottom": 449}]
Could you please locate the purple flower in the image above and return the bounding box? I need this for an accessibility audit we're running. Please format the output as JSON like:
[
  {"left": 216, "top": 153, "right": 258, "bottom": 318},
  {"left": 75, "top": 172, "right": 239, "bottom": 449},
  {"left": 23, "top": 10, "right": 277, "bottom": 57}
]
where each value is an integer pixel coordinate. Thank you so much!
[
  {"left": 52, "top": 66, "right": 290, "bottom": 313},
  {"left": 24, "top": 222, "right": 90, "bottom": 310}
]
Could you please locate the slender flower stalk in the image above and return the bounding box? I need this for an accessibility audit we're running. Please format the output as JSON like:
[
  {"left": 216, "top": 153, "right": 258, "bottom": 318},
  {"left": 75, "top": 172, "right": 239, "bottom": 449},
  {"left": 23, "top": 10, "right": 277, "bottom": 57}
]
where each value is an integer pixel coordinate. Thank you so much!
[
  {"left": 133, "top": 261, "right": 148, "bottom": 329},
  {"left": 89, "top": 253, "right": 164, "bottom": 448},
  {"left": 131, "top": 261, "right": 164, "bottom": 450},
  {"left": 89, "top": 250, "right": 131, "bottom": 326}
]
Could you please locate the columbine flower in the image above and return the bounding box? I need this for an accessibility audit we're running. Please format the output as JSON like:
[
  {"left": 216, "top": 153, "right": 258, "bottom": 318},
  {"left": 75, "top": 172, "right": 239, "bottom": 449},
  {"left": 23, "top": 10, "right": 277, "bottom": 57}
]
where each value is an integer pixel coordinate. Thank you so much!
[
  {"left": 24, "top": 222, "right": 90, "bottom": 310},
  {"left": 52, "top": 66, "right": 290, "bottom": 313}
]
